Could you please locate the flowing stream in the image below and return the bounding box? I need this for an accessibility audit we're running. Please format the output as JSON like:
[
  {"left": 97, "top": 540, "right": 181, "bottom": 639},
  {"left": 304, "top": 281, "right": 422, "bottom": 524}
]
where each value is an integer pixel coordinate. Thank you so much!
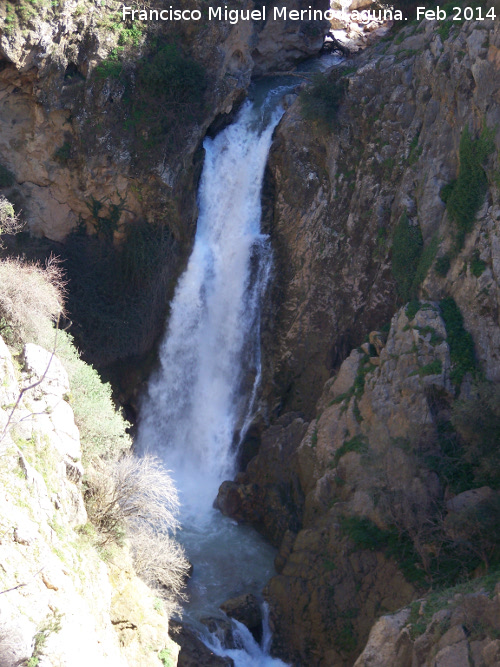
[{"left": 136, "top": 82, "right": 295, "bottom": 664}]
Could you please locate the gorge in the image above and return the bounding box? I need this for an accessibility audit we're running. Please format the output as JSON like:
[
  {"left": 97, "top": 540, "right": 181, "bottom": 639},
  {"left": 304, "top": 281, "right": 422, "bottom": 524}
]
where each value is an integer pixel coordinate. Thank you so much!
[{"left": 1, "top": 1, "right": 500, "bottom": 666}]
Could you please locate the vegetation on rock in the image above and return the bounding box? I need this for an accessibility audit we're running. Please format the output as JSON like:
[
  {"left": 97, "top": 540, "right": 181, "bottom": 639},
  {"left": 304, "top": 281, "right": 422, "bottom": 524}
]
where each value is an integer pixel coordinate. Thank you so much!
[
  {"left": 440, "top": 296, "right": 475, "bottom": 387},
  {"left": 391, "top": 211, "right": 423, "bottom": 302},
  {"left": 0, "top": 227, "right": 189, "bottom": 622},
  {"left": 441, "top": 126, "right": 495, "bottom": 249},
  {"left": 95, "top": 39, "right": 207, "bottom": 154},
  {"left": 299, "top": 71, "right": 348, "bottom": 130}
]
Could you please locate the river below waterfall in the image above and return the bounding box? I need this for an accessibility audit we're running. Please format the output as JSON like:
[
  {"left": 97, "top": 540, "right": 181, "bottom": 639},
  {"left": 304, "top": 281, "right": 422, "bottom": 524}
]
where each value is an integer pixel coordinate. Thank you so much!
[{"left": 136, "top": 81, "right": 296, "bottom": 664}]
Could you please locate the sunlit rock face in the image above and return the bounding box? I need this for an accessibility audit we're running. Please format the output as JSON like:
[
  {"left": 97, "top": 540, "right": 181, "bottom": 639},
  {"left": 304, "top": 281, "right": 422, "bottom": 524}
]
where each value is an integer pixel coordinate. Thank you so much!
[
  {"left": 0, "top": 335, "right": 176, "bottom": 666},
  {"left": 251, "top": 0, "right": 331, "bottom": 75},
  {"left": 261, "top": 16, "right": 500, "bottom": 418}
]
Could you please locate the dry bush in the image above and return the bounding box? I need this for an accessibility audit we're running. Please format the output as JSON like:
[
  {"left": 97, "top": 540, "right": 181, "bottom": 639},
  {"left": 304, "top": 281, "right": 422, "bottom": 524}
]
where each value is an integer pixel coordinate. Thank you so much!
[
  {"left": 85, "top": 453, "right": 180, "bottom": 546},
  {"left": 129, "top": 522, "right": 190, "bottom": 613},
  {"left": 86, "top": 453, "right": 188, "bottom": 606},
  {"left": 0, "top": 256, "right": 65, "bottom": 348}
]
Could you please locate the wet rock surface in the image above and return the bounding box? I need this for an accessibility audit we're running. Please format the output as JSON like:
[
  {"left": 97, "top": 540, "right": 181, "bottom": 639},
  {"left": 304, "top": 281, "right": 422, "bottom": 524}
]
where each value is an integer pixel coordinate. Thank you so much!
[
  {"left": 220, "top": 593, "right": 263, "bottom": 643},
  {"left": 170, "top": 622, "right": 234, "bottom": 667}
]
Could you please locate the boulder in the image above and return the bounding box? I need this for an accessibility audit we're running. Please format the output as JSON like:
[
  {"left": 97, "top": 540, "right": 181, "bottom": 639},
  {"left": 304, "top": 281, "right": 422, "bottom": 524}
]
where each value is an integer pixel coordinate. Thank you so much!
[
  {"left": 200, "top": 617, "right": 236, "bottom": 649},
  {"left": 170, "top": 622, "right": 234, "bottom": 667},
  {"left": 220, "top": 594, "right": 262, "bottom": 643},
  {"left": 23, "top": 344, "right": 70, "bottom": 397},
  {"left": 446, "top": 487, "right": 495, "bottom": 513}
]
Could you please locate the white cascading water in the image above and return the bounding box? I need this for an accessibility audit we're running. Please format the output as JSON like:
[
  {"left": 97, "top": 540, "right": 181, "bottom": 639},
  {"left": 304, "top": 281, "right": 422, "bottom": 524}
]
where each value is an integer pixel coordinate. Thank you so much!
[{"left": 136, "top": 85, "right": 293, "bottom": 665}]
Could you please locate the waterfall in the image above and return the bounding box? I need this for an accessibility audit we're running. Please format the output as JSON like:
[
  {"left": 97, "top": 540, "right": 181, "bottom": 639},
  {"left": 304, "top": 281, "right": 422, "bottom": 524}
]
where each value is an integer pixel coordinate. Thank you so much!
[
  {"left": 136, "top": 89, "right": 289, "bottom": 522},
  {"left": 136, "top": 84, "right": 294, "bottom": 664}
]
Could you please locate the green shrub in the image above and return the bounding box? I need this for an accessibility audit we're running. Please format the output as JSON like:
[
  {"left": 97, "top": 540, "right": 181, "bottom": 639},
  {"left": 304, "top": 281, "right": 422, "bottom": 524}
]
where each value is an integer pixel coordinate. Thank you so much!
[
  {"left": 341, "top": 515, "right": 426, "bottom": 585},
  {"left": 440, "top": 297, "right": 475, "bottom": 387},
  {"left": 406, "top": 299, "right": 421, "bottom": 320},
  {"left": 341, "top": 516, "right": 389, "bottom": 551},
  {"left": 299, "top": 71, "right": 347, "bottom": 130},
  {"left": 136, "top": 42, "right": 205, "bottom": 107},
  {"left": 353, "top": 355, "right": 372, "bottom": 399},
  {"left": 435, "top": 254, "right": 451, "bottom": 276},
  {"left": 412, "top": 234, "right": 440, "bottom": 289},
  {"left": 54, "top": 329, "right": 131, "bottom": 464},
  {"left": 336, "top": 621, "right": 357, "bottom": 653},
  {"left": 444, "top": 126, "right": 495, "bottom": 248},
  {"left": 470, "top": 249, "right": 487, "bottom": 277},
  {"left": 124, "top": 42, "right": 206, "bottom": 148},
  {"left": 415, "top": 325, "right": 443, "bottom": 346},
  {"left": 53, "top": 141, "right": 71, "bottom": 165},
  {"left": 94, "top": 40, "right": 206, "bottom": 156},
  {"left": 95, "top": 48, "right": 124, "bottom": 80},
  {"left": 411, "top": 359, "right": 442, "bottom": 377},
  {"left": 437, "top": 20, "right": 452, "bottom": 40},
  {"left": 158, "top": 648, "right": 176, "bottom": 667},
  {"left": 0, "top": 196, "right": 21, "bottom": 240},
  {"left": 333, "top": 436, "right": 368, "bottom": 467},
  {"left": 391, "top": 211, "right": 423, "bottom": 302}
]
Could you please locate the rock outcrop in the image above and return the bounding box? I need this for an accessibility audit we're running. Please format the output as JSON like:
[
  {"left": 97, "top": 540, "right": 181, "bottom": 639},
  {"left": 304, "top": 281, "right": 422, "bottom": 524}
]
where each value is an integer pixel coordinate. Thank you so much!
[
  {"left": 261, "top": 13, "right": 500, "bottom": 418},
  {"left": 355, "top": 582, "right": 500, "bottom": 667},
  {"left": 0, "top": 335, "right": 176, "bottom": 666}
]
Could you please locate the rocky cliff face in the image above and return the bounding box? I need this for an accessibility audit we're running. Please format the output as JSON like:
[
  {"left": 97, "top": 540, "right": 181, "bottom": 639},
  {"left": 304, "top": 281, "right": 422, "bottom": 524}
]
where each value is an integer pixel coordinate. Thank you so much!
[
  {"left": 218, "top": 11, "right": 500, "bottom": 666},
  {"left": 261, "top": 13, "right": 500, "bottom": 418},
  {"left": 0, "top": 0, "right": 329, "bottom": 373},
  {"left": 0, "top": 335, "right": 177, "bottom": 666},
  {"left": 356, "top": 580, "right": 500, "bottom": 667}
]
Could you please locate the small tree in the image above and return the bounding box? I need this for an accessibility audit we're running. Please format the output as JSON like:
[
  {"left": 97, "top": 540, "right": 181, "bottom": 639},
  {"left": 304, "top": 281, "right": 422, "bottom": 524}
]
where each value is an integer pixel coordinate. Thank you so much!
[{"left": 85, "top": 453, "right": 189, "bottom": 606}]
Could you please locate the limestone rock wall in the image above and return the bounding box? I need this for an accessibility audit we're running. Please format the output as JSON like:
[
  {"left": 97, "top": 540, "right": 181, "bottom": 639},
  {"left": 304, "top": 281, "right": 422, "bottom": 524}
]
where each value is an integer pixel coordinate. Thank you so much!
[
  {"left": 355, "top": 584, "right": 500, "bottom": 667},
  {"left": 0, "top": 335, "right": 176, "bottom": 666},
  {"left": 262, "top": 14, "right": 500, "bottom": 418},
  {"left": 221, "top": 303, "right": 457, "bottom": 664},
  {"left": 0, "top": 0, "right": 329, "bottom": 242},
  {"left": 217, "top": 18, "right": 500, "bottom": 666}
]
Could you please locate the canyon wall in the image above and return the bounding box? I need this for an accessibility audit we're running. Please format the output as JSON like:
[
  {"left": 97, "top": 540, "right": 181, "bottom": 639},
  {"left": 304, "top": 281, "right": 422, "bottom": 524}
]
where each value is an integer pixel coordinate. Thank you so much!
[
  {"left": 261, "top": 12, "right": 500, "bottom": 418},
  {"left": 0, "top": 0, "right": 329, "bottom": 372},
  {"left": 0, "top": 335, "right": 177, "bottom": 666},
  {"left": 219, "top": 11, "right": 500, "bottom": 665}
]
